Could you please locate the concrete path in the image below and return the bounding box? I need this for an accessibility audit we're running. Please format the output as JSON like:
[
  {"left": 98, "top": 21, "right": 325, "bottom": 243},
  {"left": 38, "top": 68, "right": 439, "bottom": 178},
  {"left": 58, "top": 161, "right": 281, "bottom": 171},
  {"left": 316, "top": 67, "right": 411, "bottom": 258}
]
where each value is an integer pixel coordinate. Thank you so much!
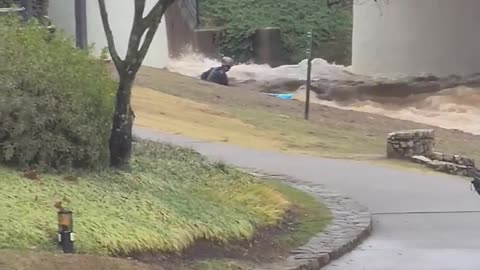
[{"left": 135, "top": 127, "right": 480, "bottom": 270}]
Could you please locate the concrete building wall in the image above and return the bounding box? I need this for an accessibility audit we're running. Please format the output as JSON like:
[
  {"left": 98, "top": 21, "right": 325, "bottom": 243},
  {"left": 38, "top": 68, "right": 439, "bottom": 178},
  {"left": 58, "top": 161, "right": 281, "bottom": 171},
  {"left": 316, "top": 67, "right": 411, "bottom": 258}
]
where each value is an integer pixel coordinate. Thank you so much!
[
  {"left": 352, "top": 0, "right": 480, "bottom": 77},
  {"left": 48, "top": 0, "right": 76, "bottom": 40},
  {"left": 48, "top": 0, "right": 169, "bottom": 69},
  {"left": 165, "top": 0, "right": 197, "bottom": 58}
]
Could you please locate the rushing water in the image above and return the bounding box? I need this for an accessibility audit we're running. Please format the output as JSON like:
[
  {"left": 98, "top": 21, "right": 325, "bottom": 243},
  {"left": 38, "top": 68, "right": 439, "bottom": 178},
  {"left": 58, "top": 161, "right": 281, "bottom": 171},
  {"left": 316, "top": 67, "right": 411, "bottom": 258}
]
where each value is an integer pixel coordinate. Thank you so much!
[{"left": 166, "top": 51, "right": 480, "bottom": 135}]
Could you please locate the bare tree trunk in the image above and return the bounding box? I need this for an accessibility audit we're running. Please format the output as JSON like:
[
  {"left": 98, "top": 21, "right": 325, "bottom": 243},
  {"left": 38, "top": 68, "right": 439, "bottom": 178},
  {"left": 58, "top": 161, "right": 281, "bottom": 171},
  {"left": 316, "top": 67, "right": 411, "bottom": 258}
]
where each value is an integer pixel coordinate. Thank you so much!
[
  {"left": 98, "top": 0, "right": 176, "bottom": 168},
  {"left": 109, "top": 74, "right": 135, "bottom": 167}
]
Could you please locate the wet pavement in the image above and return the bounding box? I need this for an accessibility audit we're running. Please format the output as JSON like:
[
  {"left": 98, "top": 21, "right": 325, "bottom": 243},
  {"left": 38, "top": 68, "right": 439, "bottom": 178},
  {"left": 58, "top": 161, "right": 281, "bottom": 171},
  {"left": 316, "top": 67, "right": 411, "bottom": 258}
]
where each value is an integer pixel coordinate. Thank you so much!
[{"left": 135, "top": 127, "right": 480, "bottom": 270}]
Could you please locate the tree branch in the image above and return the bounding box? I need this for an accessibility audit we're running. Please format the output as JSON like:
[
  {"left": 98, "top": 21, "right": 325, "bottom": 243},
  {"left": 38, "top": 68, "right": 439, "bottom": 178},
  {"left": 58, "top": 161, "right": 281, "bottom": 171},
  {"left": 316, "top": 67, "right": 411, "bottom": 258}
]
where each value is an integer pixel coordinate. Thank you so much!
[
  {"left": 134, "top": 0, "right": 146, "bottom": 18},
  {"left": 326, "top": 0, "right": 354, "bottom": 8},
  {"left": 124, "top": 0, "right": 148, "bottom": 65},
  {"left": 142, "top": 0, "right": 175, "bottom": 27},
  {"left": 104, "top": 0, "right": 178, "bottom": 167},
  {"left": 133, "top": 25, "right": 159, "bottom": 71},
  {"left": 132, "top": 0, "right": 175, "bottom": 71},
  {"left": 98, "top": 0, "right": 123, "bottom": 70}
]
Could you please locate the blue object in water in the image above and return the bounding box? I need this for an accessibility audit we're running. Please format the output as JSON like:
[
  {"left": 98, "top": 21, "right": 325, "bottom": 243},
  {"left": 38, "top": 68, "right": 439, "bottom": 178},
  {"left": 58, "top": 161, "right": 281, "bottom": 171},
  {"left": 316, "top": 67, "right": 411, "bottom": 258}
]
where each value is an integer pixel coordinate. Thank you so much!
[{"left": 266, "top": 93, "right": 294, "bottom": 100}]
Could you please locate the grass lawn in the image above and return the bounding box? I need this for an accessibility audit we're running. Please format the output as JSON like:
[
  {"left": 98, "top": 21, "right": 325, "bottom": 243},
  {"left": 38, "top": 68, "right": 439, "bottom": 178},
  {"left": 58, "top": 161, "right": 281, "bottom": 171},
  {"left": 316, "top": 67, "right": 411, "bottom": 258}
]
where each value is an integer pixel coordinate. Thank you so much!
[
  {"left": 264, "top": 180, "right": 331, "bottom": 248},
  {"left": 131, "top": 84, "right": 382, "bottom": 159},
  {"left": 175, "top": 180, "right": 331, "bottom": 270},
  {"left": 0, "top": 140, "right": 330, "bottom": 270},
  {"left": 132, "top": 86, "right": 284, "bottom": 151},
  {"left": 133, "top": 67, "right": 480, "bottom": 166}
]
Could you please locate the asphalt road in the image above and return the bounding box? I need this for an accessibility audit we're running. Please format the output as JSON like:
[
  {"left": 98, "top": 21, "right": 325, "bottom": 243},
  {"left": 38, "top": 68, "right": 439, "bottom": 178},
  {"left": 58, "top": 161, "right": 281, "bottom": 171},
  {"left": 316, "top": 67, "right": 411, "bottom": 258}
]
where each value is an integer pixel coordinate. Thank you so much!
[{"left": 135, "top": 127, "right": 480, "bottom": 270}]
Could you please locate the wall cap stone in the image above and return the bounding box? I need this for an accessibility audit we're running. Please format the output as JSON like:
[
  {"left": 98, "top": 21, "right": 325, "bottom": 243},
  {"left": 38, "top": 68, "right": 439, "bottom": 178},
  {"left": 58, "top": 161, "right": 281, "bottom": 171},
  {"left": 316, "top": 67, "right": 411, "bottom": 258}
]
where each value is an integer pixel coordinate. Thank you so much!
[{"left": 387, "top": 129, "right": 435, "bottom": 141}]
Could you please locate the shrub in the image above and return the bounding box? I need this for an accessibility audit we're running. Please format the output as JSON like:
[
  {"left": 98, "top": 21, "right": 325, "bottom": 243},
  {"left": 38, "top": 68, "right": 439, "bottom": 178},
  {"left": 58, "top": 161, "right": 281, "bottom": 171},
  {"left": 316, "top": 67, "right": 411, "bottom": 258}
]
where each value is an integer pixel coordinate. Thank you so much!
[
  {"left": 0, "top": 16, "right": 115, "bottom": 170},
  {"left": 200, "top": 0, "right": 352, "bottom": 65},
  {"left": 0, "top": 0, "right": 16, "bottom": 7}
]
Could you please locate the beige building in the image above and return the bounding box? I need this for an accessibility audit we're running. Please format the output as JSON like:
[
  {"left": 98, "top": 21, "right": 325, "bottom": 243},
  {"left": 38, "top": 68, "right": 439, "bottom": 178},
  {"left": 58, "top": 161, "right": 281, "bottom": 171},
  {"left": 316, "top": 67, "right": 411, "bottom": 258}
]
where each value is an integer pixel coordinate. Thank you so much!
[
  {"left": 352, "top": 0, "right": 480, "bottom": 77},
  {"left": 48, "top": 0, "right": 170, "bottom": 69}
]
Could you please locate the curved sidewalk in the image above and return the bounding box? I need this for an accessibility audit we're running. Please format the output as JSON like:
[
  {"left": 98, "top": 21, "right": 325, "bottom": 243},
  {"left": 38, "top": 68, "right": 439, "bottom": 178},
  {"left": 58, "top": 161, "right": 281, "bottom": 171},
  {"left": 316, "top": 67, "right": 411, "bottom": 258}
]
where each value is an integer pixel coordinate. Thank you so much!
[{"left": 135, "top": 127, "right": 480, "bottom": 270}]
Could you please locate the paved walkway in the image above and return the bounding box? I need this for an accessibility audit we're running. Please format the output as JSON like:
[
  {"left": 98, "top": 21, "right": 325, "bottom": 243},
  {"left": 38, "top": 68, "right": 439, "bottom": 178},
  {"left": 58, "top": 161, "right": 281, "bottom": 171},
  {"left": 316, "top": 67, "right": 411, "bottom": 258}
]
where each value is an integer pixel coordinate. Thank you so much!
[{"left": 135, "top": 127, "right": 480, "bottom": 270}]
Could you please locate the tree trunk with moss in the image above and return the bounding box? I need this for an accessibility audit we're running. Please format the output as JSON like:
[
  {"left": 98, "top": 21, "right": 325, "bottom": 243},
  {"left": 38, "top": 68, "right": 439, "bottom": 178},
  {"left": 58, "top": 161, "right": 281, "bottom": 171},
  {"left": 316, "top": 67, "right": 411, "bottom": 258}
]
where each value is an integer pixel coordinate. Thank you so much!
[
  {"left": 109, "top": 74, "right": 135, "bottom": 167},
  {"left": 98, "top": 0, "right": 175, "bottom": 168}
]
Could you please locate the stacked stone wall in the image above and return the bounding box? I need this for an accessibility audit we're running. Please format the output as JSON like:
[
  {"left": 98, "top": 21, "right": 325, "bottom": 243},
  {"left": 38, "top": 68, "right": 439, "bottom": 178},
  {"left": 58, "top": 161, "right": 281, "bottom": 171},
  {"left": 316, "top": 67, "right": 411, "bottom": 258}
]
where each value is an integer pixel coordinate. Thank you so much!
[
  {"left": 387, "top": 129, "right": 477, "bottom": 177},
  {"left": 387, "top": 129, "right": 435, "bottom": 159}
]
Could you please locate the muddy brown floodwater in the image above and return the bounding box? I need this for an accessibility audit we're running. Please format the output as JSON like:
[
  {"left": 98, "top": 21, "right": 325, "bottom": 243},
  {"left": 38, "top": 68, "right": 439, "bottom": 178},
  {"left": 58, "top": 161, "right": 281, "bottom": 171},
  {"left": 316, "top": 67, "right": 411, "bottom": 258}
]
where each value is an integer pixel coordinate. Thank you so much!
[{"left": 167, "top": 51, "right": 480, "bottom": 135}]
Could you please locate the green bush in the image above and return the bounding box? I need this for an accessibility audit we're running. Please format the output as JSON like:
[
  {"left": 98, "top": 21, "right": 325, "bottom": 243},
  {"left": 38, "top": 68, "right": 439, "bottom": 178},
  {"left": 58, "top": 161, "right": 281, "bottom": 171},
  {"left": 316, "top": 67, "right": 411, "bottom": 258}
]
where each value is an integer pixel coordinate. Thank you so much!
[
  {"left": 0, "top": 16, "right": 115, "bottom": 170},
  {"left": 200, "top": 0, "right": 352, "bottom": 65},
  {"left": 0, "top": 0, "right": 17, "bottom": 7}
]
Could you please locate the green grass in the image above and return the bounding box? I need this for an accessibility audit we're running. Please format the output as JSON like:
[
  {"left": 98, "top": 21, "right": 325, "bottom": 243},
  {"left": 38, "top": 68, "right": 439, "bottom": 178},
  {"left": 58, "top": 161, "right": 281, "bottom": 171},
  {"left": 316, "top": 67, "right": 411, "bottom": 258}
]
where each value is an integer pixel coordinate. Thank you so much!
[
  {"left": 133, "top": 69, "right": 385, "bottom": 159},
  {"left": 232, "top": 108, "right": 384, "bottom": 158},
  {"left": 200, "top": 0, "right": 352, "bottom": 64},
  {"left": 0, "top": 140, "right": 332, "bottom": 270},
  {"left": 136, "top": 68, "right": 480, "bottom": 171},
  {"left": 0, "top": 140, "right": 291, "bottom": 256},
  {"left": 265, "top": 180, "right": 331, "bottom": 248},
  {"left": 180, "top": 180, "right": 331, "bottom": 270}
]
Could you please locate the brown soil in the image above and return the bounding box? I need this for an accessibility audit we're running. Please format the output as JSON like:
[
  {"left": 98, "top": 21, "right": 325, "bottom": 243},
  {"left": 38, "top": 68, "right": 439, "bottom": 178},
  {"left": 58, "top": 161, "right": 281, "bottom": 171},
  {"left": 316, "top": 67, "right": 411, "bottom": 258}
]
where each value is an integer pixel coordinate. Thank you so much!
[
  {"left": 0, "top": 250, "right": 163, "bottom": 270},
  {"left": 130, "top": 208, "right": 300, "bottom": 270}
]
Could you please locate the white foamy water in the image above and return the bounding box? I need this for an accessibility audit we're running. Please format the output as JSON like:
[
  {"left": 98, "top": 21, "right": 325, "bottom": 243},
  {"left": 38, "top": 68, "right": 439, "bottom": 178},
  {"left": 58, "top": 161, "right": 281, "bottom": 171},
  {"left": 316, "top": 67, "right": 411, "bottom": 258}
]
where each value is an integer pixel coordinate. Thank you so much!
[
  {"left": 167, "top": 50, "right": 355, "bottom": 83},
  {"left": 166, "top": 52, "right": 480, "bottom": 135}
]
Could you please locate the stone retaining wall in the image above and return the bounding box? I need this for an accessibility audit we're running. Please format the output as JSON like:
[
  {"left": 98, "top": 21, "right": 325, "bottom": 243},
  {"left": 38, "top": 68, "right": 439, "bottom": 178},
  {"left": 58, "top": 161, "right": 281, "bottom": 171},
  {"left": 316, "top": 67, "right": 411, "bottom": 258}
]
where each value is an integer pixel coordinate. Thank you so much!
[
  {"left": 429, "top": 152, "right": 475, "bottom": 167},
  {"left": 387, "top": 129, "right": 435, "bottom": 159},
  {"left": 387, "top": 129, "right": 477, "bottom": 177},
  {"left": 412, "top": 153, "right": 476, "bottom": 177}
]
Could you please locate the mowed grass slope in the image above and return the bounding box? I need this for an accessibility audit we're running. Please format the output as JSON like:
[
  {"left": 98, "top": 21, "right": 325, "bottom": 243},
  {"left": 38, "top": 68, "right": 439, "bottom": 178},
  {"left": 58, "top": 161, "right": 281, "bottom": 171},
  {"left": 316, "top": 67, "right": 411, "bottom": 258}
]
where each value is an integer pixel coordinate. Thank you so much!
[
  {"left": 132, "top": 86, "right": 381, "bottom": 158},
  {"left": 133, "top": 86, "right": 285, "bottom": 151},
  {"left": 134, "top": 67, "right": 480, "bottom": 163},
  {"left": 132, "top": 68, "right": 390, "bottom": 159},
  {"left": 0, "top": 140, "right": 291, "bottom": 256}
]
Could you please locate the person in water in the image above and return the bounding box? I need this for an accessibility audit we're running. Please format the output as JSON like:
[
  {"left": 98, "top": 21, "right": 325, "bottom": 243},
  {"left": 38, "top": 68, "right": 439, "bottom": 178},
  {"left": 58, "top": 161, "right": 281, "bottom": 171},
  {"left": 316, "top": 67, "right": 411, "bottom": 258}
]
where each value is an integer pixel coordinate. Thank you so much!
[{"left": 201, "top": 56, "right": 235, "bottom": 86}]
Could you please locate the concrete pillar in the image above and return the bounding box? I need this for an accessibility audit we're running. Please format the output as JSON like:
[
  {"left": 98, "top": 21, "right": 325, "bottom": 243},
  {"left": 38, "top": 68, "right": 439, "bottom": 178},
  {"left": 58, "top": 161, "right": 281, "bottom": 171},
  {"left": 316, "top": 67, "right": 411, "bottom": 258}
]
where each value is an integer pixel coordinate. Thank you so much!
[
  {"left": 48, "top": 0, "right": 76, "bottom": 40},
  {"left": 192, "top": 28, "right": 222, "bottom": 58},
  {"left": 253, "top": 27, "right": 283, "bottom": 67},
  {"left": 74, "top": 0, "right": 87, "bottom": 49},
  {"left": 165, "top": 0, "right": 197, "bottom": 58},
  {"left": 352, "top": 0, "right": 480, "bottom": 77}
]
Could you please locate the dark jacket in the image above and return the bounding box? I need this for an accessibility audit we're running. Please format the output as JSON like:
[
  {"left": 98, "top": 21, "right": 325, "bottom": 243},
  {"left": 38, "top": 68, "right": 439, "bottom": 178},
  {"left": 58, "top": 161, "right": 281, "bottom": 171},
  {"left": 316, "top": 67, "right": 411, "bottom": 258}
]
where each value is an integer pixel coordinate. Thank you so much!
[{"left": 201, "top": 67, "right": 229, "bottom": 86}]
